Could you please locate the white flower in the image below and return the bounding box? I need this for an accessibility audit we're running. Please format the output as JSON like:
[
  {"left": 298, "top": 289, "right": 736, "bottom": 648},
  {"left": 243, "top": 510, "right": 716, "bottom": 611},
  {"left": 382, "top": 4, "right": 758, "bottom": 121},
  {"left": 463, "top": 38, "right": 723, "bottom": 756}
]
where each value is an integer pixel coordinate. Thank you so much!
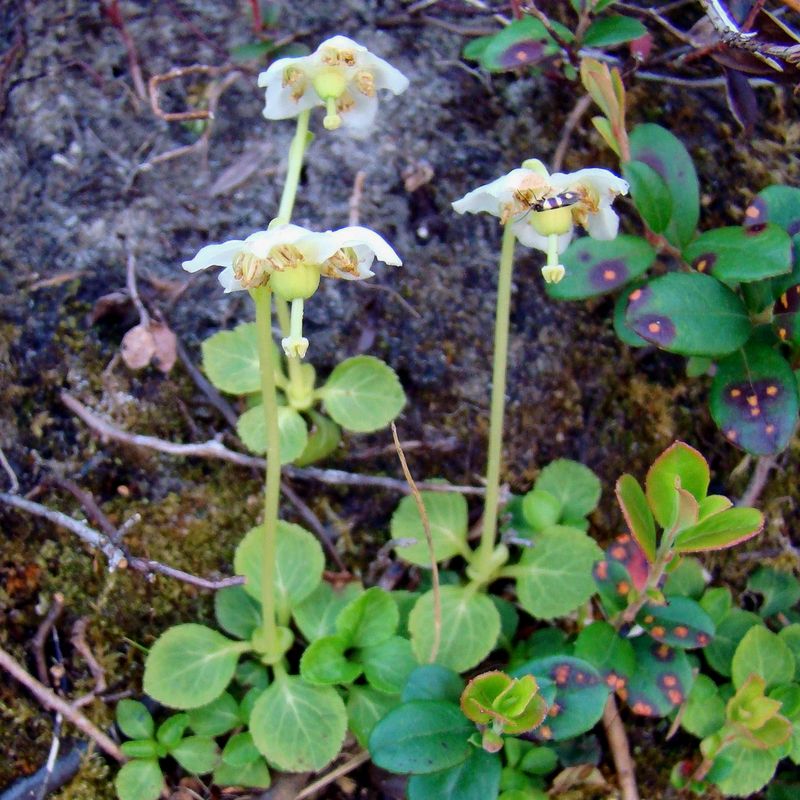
[
  {"left": 452, "top": 161, "right": 628, "bottom": 283},
  {"left": 453, "top": 163, "right": 628, "bottom": 253},
  {"left": 257, "top": 35, "right": 409, "bottom": 135},
  {"left": 183, "top": 223, "right": 401, "bottom": 357}
]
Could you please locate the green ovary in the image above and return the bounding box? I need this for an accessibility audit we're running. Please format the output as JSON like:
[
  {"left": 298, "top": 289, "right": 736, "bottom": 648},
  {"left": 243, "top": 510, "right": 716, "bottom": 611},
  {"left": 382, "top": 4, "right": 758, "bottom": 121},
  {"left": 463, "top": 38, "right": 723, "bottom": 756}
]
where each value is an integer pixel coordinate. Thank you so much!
[
  {"left": 270, "top": 262, "right": 321, "bottom": 301},
  {"left": 529, "top": 205, "right": 573, "bottom": 236}
]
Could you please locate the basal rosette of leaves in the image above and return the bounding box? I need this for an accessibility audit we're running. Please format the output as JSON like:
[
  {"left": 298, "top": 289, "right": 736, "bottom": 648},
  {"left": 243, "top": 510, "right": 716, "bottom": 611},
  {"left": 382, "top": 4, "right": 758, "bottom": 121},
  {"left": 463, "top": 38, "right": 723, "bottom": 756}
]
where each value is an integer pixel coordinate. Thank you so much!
[{"left": 201, "top": 322, "right": 406, "bottom": 465}]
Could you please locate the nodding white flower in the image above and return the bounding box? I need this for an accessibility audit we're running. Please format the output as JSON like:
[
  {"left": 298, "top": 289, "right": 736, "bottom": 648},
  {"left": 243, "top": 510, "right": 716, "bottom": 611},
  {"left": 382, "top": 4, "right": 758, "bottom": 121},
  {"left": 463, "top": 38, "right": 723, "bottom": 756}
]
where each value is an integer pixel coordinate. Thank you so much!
[
  {"left": 257, "top": 35, "right": 409, "bottom": 135},
  {"left": 183, "top": 224, "right": 401, "bottom": 357},
  {"left": 452, "top": 161, "right": 628, "bottom": 283}
]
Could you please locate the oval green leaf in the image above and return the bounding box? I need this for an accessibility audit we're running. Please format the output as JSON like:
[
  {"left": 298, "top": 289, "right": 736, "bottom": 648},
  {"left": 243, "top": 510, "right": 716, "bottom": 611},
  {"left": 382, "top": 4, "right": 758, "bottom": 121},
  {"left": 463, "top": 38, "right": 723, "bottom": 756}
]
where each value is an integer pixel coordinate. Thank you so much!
[
  {"left": 114, "top": 759, "right": 164, "bottom": 800},
  {"left": 369, "top": 700, "right": 473, "bottom": 774},
  {"left": 674, "top": 507, "right": 764, "bottom": 552},
  {"left": 615, "top": 474, "right": 656, "bottom": 562},
  {"left": 637, "top": 596, "right": 715, "bottom": 649},
  {"left": 625, "top": 273, "right": 751, "bottom": 356},
  {"left": 622, "top": 160, "right": 672, "bottom": 234},
  {"left": 249, "top": 676, "right": 347, "bottom": 772},
  {"left": 684, "top": 224, "right": 792, "bottom": 285},
  {"left": 292, "top": 581, "right": 363, "bottom": 642},
  {"left": 234, "top": 521, "right": 324, "bottom": 613},
  {"left": 535, "top": 460, "right": 602, "bottom": 521},
  {"left": 629, "top": 123, "right": 699, "bottom": 248},
  {"left": 732, "top": 626, "right": 795, "bottom": 691},
  {"left": 170, "top": 735, "right": 219, "bottom": 774},
  {"left": 704, "top": 609, "right": 762, "bottom": 677},
  {"left": 626, "top": 636, "right": 694, "bottom": 717},
  {"left": 143, "top": 624, "right": 246, "bottom": 710},
  {"left": 347, "top": 685, "right": 401, "bottom": 748},
  {"left": 214, "top": 585, "right": 261, "bottom": 640},
  {"left": 409, "top": 585, "right": 500, "bottom": 672},
  {"left": 319, "top": 355, "right": 405, "bottom": 432},
  {"left": 583, "top": 15, "right": 648, "bottom": 47},
  {"left": 645, "top": 441, "right": 709, "bottom": 530},
  {"left": 336, "top": 587, "right": 398, "bottom": 648},
  {"left": 408, "top": 747, "right": 502, "bottom": 800},
  {"left": 116, "top": 699, "right": 154, "bottom": 740},
  {"left": 293, "top": 410, "right": 341, "bottom": 466},
  {"left": 391, "top": 490, "right": 470, "bottom": 566},
  {"left": 236, "top": 404, "right": 308, "bottom": 464},
  {"left": 187, "top": 692, "right": 240, "bottom": 737},
  {"left": 513, "top": 526, "right": 603, "bottom": 619}
]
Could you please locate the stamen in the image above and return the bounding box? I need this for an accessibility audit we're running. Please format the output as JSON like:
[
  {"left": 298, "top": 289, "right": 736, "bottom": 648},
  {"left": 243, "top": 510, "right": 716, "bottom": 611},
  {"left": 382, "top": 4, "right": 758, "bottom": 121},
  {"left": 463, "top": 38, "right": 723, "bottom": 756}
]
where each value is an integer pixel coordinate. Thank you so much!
[{"left": 354, "top": 70, "right": 375, "bottom": 97}]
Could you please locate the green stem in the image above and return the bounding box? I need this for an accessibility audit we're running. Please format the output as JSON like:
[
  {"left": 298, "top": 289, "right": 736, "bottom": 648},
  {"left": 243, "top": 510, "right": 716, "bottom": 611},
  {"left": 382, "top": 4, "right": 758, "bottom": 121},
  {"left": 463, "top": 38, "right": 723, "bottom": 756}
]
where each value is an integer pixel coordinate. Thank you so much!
[
  {"left": 275, "top": 109, "right": 311, "bottom": 225},
  {"left": 476, "top": 224, "right": 517, "bottom": 571},
  {"left": 252, "top": 286, "right": 281, "bottom": 656},
  {"left": 273, "top": 110, "right": 311, "bottom": 388}
]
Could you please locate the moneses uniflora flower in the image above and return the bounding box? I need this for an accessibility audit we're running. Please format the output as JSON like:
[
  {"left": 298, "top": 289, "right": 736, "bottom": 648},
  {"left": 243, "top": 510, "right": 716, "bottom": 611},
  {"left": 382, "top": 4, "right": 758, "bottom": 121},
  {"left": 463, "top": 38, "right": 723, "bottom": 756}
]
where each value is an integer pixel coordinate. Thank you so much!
[
  {"left": 257, "top": 35, "right": 409, "bottom": 135},
  {"left": 183, "top": 224, "right": 401, "bottom": 358},
  {"left": 452, "top": 160, "right": 628, "bottom": 283}
]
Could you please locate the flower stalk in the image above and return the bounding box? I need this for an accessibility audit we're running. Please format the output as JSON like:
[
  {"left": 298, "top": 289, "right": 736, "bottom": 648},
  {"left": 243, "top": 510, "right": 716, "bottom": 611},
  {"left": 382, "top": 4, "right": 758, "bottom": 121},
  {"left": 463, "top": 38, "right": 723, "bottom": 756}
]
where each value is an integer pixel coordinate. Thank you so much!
[
  {"left": 476, "top": 223, "right": 517, "bottom": 573},
  {"left": 252, "top": 285, "right": 281, "bottom": 659}
]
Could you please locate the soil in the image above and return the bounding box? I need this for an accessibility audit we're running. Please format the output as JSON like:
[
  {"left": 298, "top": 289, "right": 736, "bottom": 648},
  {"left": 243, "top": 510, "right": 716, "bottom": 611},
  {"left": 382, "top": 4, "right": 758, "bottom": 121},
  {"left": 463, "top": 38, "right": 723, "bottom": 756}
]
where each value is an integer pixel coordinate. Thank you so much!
[{"left": 1, "top": 1, "right": 799, "bottom": 798}]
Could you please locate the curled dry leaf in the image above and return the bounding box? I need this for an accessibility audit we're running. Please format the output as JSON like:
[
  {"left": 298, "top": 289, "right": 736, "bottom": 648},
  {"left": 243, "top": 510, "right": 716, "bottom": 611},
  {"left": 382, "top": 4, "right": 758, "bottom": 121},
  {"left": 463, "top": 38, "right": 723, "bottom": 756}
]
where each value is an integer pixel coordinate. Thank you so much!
[{"left": 120, "top": 321, "right": 177, "bottom": 373}]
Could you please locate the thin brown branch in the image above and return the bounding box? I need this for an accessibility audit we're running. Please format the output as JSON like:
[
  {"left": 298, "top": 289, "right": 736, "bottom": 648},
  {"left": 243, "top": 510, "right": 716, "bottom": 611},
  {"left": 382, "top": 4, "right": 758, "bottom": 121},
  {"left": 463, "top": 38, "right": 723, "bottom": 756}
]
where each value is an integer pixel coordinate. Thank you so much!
[
  {"left": 61, "top": 391, "right": 484, "bottom": 496},
  {"left": 295, "top": 750, "right": 371, "bottom": 800},
  {"left": 175, "top": 339, "right": 239, "bottom": 429},
  {"left": 552, "top": 93, "right": 593, "bottom": 172},
  {"left": 148, "top": 64, "right": 226, "bottom": 122},
  {"left": 391, "top": 423, "right": 441, "bottom": 663},
  {"left": 602, "top": 696, "right": 640, "bottom": 800},
  {"left": 32, "top": 594, "right": 65, "bottom": 686},
  {"left": 125, "top": 251, "right": 149, "bottom": 326},
  {"left": 737, "top": 455, "right": 776, "bottom": 508},
  {"left": 0, "top": 491, "right": 244, "bottom": 590},
  {"left": 0, "top": 645, "right": 125, "bottom": 762},
  {"left": 41, "top": 475, "right": 119, "bottom": 540},
  {"left": 71, "top": 617, "right": 108, "bottom": 709},
  {"left": 0, "top": 445, "right": 19, "bottom": 493},
  {"left": 101, "top": 0, "right": 147, "bottom": 102},
  {"left": 348, "top": 170, "right": 367, "bottom": 226},
  {"left": 281, "top": 480, "right": 347, "bottom": 571}
]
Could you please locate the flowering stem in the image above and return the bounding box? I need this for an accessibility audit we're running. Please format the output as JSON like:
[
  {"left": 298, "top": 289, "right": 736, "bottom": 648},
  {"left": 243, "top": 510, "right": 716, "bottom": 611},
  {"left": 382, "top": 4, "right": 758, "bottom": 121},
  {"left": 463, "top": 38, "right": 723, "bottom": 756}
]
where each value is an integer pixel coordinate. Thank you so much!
[
  {"left": 476, "top": 224, "right": 516, "bottom": 572},
  {"left": 276, "top": 109, "right": 311, "bottom": 225},
  {"left": 252, "top": 286, "right": 281, "bottom": 657},
  {"left": 274, "top": 109, "right": 312, "bottom": 388}
]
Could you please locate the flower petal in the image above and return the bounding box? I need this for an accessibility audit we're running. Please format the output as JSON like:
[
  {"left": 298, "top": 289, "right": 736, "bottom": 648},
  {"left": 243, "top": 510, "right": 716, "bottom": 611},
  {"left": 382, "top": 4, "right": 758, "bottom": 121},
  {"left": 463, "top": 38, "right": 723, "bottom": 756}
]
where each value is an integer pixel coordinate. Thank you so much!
[
  {"left": 359, "top": 52, "right": 409, "bottom": 94},
  {"left": 586, "top": 202, "right": 620, "bottom": 240},
  {"left": 339, "top": 91, "right": 378, "bottom": 136},
  {"left": 182, "top": 240, "right": 245, "bottom": 273},
  {"left": 218, "top": 266, "right": 245, "bottom": 293},
  {"left": 452, "top": 168, "right": 535, "bottom": 217},
  {"left": 262, "top": 76, "right": 320, "bottom": 120},
  {"left": 330, "top": 226, "right": 402, "bottom": 266},
  {"left": 549, "top": 168, "right": 629, "bottom": 198},
  {"left": 512, "top": 219, "right": 573, "bottom": 254}
]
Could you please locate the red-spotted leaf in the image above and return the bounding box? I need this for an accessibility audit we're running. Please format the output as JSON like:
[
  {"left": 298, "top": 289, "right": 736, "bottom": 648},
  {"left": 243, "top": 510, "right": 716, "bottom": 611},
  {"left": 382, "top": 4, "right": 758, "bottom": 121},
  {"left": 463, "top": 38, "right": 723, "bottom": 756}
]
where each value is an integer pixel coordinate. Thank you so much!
[
  {"left": 616, "top": 474, "right": 656, "bottom": 562},
  {"left": 637, "top": 596, "right": 715, "bottom": 649},
  {"left": 574, "top": 621, "right": 636, "bottom": 697},
  {"left": 683, "top": 224, "right": 792, "bottom": 285},
  {"left": 593, "top": 555, "right": 635, "bottom": 617},
  {"left": 774, "top": 285, "right": 800, "bottom": 345},
  {"left": 629, "top": 124, "right": 699, "bottom": 248},
  {"left": 511, "top": 656, "right": 609, "bottom": 741},
  {"left": 605, "top": 534, "right": 650, "bottom": 591},
  {"left": 625, "top": 273, "right": 751, "bottom": 357},
  {"left": 546, "top": 236, "right": 656, "bottom": 300},
  {"left": 622, "top": 160, "right": 672, "bottom": 234},
  {"left": 710, "top": 342, "right": 799, "bottom": 455},
  {"left": 624, "top": 637, "right": 694, "bottom": 717},
  {"left": 645, "top": 442, "right": 710, "bottom": 530},
  {"left": 614, "top": 285, "right": 649, "bottom": 347},
  {"left": 593, "top": 534, "right": 650, "bottom": 617},
  {"left": 674, "top": 507, "right": 764, "bottom": 553},
  {"left": 744, "top": 185, "right": 800, "bottom": 238}
]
